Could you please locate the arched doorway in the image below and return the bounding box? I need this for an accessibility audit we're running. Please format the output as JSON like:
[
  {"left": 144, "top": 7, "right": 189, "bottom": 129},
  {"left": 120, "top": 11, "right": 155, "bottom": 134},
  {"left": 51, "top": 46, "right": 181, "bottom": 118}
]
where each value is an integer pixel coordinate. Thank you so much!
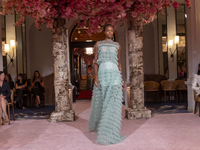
[{"left": 69, "top": 25, "right": 117, "bottom": 102}]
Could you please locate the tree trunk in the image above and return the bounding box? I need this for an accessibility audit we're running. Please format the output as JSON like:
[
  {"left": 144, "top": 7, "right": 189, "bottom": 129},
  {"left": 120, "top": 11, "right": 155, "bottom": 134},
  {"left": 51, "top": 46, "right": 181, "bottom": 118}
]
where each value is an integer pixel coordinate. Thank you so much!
[
  {"left": 125, "top": 12, "right": 151, "bottom": 119},
  {"left": 50, "top": 18, "right": 75, "bottom": 122}
]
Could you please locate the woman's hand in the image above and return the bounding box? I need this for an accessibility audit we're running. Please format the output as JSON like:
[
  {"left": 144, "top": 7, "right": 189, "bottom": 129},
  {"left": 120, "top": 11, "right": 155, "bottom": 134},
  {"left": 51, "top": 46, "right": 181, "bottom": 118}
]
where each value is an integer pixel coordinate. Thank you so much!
[
  {"left": 122, "top": 83, "right": 125, "bottom": 91},
  {"left": 94, "top": 77, "right": 99, "bottom": 88}
]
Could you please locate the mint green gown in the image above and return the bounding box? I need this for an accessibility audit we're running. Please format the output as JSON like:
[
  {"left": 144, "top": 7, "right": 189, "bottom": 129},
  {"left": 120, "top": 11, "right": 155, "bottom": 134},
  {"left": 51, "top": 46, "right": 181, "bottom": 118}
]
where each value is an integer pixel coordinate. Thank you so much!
[{"left": 88, "top": 39, "right": 125, "bottom": 145}]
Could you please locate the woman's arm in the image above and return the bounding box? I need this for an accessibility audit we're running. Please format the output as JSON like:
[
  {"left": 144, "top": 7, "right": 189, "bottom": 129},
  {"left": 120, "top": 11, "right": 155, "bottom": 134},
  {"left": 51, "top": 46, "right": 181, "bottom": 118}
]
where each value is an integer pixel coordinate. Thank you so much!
[
  {"left": 192, "top": 74, "right": 200, "bottom": 94},
  {"left": 31, "top": 79, "right": 36, "bottom": 88},
  {"left": 16, "top": 82, "right": 22, "bottom": 89},
  {"left": 118, "top": 45, "right": 125, "bottom": 91},
  {"left": 31, "top": 81, "right": 34, "bottom": 88},
  {"left": 22, "top": 81, "right": 27, "bottom": 88},
  {"left": 94, "top": 43, "right": 99, "bottom": 88},
  {"left": 39, "top": 81, "right": 45, "bottom": 88}
]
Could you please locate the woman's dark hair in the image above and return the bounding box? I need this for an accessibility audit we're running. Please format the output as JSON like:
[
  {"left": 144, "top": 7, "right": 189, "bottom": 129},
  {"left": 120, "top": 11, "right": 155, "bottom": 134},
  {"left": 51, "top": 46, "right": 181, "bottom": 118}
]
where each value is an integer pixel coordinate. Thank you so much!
[
  {"left": 32, "top": 70, "right": 43, "bottom": 82},
  {"left": 103, "top": 24, "right": 114, "bottom": 32},
  {"left": 6, "top": 74, "right": 13, "bottom": 82},
  {"left": 0, "top": 71, "right": 4, "bottom": 75},
  {"left": 18, "top": 73, "right": 24, "bottom": 80},
  {"left": 198, "top": 64, "right": 200, "bottom": 75},
  {"left": 88, "top": 65, "right": 92, "bottom": 68}
]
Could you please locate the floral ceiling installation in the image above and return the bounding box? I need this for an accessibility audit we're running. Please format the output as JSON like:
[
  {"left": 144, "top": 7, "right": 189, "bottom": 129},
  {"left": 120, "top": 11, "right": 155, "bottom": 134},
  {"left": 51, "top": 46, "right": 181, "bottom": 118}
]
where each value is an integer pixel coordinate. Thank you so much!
[{"left": 1, "top": 0, "right": 191, "bottom": 35}]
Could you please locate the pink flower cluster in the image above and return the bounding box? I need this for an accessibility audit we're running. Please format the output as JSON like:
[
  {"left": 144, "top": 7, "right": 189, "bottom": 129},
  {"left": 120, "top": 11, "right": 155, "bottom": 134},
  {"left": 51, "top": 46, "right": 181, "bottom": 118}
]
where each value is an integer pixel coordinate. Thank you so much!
[{"left": 1, "top": 0, "right": 191, "bottom": 35}]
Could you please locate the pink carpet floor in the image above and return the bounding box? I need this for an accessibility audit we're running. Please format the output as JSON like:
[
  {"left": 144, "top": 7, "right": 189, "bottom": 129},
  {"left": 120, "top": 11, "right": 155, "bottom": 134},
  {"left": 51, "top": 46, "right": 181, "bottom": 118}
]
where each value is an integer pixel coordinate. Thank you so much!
[{"left": 1, "top": 100, "right": 200, "bottom": 150}]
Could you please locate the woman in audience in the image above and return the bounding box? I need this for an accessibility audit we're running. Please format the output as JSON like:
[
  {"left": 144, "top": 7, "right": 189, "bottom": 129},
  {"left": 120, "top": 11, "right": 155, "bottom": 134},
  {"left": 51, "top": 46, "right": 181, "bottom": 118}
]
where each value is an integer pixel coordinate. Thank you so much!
[
  {"left": 5, "top": 74, "right": 14, "bottom": 90},
  {"left": 86, "top": 65, "right": 94, "bottom": 91},
  {"left": 15, "top": 74, "right": 27, "bottom": 109},
  {"left": 0, "top": 71, "right": 10, "bottom": 124},
  {"left": 31, "top": 70, "right": 45, "bottom": 108}
]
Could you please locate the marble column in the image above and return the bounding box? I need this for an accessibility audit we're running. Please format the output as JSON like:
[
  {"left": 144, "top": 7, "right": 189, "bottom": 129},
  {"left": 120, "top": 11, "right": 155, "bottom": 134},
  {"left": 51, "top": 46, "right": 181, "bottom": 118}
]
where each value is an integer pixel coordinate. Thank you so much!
[
  {"left": 125, "top": 12, "right": 151, "bottom": 119},
  {"left": 50, "top": 18, "right": 75, "bottom": 122}
]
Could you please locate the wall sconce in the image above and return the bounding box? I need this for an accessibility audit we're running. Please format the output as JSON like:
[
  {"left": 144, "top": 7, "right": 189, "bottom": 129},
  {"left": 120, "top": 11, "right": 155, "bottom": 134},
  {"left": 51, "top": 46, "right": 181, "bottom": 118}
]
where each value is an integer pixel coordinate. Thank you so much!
[
  {"left": 5, "top": 40, "right": 15, "bottom": 67},
  {"left": 168, "top": 36, "right": 179, "bottom": 62}
]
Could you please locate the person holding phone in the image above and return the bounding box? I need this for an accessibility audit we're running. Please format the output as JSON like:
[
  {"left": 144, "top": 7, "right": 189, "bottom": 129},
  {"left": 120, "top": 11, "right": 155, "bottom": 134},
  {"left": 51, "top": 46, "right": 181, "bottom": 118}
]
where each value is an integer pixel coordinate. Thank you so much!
[{"left": 31, "top": 70, "right": 45, "bottom": 108}]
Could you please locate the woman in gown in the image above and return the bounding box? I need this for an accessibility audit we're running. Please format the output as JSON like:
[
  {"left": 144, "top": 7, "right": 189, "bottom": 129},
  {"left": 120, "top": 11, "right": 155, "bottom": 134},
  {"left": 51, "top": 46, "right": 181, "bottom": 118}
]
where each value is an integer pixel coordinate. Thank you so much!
[
  {"left": 86, "top": 65, "right": 94, "bottom": 91},
  {"left": 88, "top": 24, "right": 126, "bottom": 145},
  {"left": 192, "top": 64, "right": 200, "bottom": 95}
]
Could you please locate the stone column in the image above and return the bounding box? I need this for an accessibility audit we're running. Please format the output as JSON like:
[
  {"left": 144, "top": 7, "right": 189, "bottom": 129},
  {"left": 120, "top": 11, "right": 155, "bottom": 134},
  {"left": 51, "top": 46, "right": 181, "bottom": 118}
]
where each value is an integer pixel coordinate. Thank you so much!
[
  {"left": 50, "top": 18, "right": 75, "bottom": 122},
  {"left": 125, "top": 12, "right": 151, "bottom": 119}
]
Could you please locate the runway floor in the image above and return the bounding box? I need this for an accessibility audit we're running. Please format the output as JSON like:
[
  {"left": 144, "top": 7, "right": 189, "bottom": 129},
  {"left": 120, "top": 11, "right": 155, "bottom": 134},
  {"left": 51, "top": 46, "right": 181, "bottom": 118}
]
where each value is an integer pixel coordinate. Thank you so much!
[{"left": 0, "top": 100, "right": 199, "bottom": 150}]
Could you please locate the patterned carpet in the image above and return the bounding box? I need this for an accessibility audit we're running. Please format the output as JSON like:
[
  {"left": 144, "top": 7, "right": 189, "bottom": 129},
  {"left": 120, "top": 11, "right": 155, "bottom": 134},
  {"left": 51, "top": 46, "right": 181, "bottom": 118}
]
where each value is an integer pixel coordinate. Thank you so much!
[
  {"left": 9, "top": 101, "right": 189, "bottom": 120},
  {"left": 145, "top": 101, "right": 189, "bottom": 114},
  {"left": 10, "top": 105, "right": 54, "bottom": 120}
]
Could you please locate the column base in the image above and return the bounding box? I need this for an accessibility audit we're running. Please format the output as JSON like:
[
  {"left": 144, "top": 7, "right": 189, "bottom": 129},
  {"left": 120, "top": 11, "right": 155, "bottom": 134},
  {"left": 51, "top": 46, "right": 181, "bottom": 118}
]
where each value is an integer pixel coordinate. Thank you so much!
[
  {"left": 50, "top": 109, "right": 75, "bottom": 122},
  {"left": 125, "top": 108, "right": 151, "bottom": 119}
]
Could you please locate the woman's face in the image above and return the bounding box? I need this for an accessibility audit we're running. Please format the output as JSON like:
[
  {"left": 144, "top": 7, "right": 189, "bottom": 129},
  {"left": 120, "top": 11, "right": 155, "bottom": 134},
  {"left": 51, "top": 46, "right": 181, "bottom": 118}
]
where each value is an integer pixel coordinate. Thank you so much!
[
  {"left": 104, "top": 26, "right": 114, "bottom": 39},
  {"left": 35, "top": 72, "right": 39, "bottom": 78},
  {"left": 0, "top": 73, "right": 5, "bottom": 81},
  {"left": 89, "top": 67, "right": 91, "bottom": 70},
  {"left": 17, "top": 75, "right": 22, "bottom": 80},
  {"left": 5, "top": 75, "right": 8, "bottom": 81}
]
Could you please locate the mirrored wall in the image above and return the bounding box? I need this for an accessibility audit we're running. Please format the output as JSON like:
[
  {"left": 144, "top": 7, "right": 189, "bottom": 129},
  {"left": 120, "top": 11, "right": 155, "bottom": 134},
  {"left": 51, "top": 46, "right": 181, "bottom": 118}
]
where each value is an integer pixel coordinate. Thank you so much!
[
  {"left": 157, "top": 9, "right": 168, "bottom": 78},
  {"left": 15, "top": 14, "right": 27, "bottom": 78},
  {"left": 176, "top": 5, "right": 187, "bottom": 78},
  {"left": 1, "top": 8, "right": 7, "bottom": 74}
]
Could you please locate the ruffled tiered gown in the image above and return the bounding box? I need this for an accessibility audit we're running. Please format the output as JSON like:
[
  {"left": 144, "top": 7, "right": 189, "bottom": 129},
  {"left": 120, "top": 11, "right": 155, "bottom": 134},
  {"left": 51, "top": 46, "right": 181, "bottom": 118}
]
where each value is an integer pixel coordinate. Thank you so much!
[{"left": 88, "top": 39, "right": 125, "bottom": 145}]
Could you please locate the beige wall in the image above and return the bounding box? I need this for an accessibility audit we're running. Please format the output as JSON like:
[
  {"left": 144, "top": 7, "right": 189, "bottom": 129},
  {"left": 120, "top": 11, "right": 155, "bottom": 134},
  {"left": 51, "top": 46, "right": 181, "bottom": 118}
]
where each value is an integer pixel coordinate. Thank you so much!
[
  {"left": 26, "top": 16, "right": 54, "bottom": 79},
  {"left": 143, "top": 21, "right": 157, "bottom": 74}
]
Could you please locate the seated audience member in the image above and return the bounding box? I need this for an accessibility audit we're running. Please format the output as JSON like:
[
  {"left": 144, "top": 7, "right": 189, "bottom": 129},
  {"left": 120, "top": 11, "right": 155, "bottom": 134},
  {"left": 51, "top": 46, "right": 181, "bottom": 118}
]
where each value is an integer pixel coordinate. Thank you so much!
[
  {"left": 15, "top": 74, "right": 27, "bottom": 109},
  {"left": 5, "top": 74, "right": 14, "bottom": 90},
  {"left": 0, "top": 71, "right": 10, "bottom": 124},
  {"left": 31, "top": 70, "right": 45, "bottom": 108}
]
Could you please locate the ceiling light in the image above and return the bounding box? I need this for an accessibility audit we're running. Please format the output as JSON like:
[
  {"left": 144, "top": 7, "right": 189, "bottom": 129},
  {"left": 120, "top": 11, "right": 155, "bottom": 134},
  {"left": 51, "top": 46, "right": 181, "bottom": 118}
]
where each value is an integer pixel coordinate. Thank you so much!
[{"left": 86, "top": 47, "right": 93, "bottom": 55}]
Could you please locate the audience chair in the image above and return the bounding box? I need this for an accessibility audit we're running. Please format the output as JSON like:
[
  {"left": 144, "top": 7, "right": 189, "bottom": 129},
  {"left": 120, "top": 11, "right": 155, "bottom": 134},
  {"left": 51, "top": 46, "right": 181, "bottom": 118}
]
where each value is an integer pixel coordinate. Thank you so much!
[
  {"left": 175, "top": 80, "right": 187, "bottom": 102},
  {"left": 144, "top": 81, "right": 160, "bottom": 102},
  {"left": 194, "top": 91, "right": 200, "bottom": 117},
  {"left": 7, "top": 90, "right": 15, "bottom": 125},
  {"left": 161, "top": 80, "right": 177, "bottom": 103}
]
